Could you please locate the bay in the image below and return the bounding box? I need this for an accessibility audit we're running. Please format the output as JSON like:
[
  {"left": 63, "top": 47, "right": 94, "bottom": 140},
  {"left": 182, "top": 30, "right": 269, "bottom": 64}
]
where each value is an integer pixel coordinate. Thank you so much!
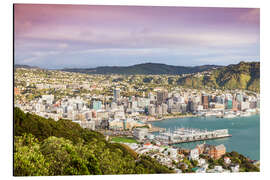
[{"left": 151, "top": 114, "right": 260, "bottom": 160}]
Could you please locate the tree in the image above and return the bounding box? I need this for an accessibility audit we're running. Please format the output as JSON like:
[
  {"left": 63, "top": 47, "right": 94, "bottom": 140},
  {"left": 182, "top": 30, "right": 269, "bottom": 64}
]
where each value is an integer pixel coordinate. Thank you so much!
[
  {"left": 191, "top": 160, "right": 198, "bottom": 167},
  {"left": 231, "top": 151, "right": 239, "bottom": 158},
  {"left": 14, "top": 134, "right": 50, "bottom": 176},
  {"left": 40, "top": 136, "right": 101, "bottom": 175}
]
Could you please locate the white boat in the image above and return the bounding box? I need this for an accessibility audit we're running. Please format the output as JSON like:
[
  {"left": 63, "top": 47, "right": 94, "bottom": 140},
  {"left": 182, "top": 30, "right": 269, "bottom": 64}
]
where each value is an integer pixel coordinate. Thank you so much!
[
  {"left": 216, "top": 114, "right": 223, "bottom": 118},
  {"left": 223, "top": 114, "right": 236, "bottom": 118},
  {"left": 240, "top": 112, "right": 251, "bottom": 117}
]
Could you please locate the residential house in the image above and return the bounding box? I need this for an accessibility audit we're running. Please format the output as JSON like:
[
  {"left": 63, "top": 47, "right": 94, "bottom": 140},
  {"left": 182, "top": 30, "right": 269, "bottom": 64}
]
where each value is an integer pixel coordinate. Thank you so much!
[
  {"left": 189, "top": 148, "right": 199, "bottom": 160},
  {"left": 209, "top": 144, "right": 226, "bottom": 159},
  {"left": 224, "top": 157, "right": 231, "bottom": 165},
  {"left": 231, "top": 164, "right": 240, "bottom": 173}
]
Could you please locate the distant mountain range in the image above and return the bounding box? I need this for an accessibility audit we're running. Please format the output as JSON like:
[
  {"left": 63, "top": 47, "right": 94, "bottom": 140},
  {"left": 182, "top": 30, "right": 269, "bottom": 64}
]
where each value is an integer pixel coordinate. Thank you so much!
[
  {"left": 61, "top": 63, "right": 222, "bottom": 75},
  {"left": 14, "top": 64, "right": 40, "bottom": 69}
]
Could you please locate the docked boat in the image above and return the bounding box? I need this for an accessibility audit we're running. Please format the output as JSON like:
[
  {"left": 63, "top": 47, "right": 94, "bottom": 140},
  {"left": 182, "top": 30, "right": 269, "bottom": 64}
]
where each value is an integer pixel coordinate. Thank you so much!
[
  {"left": 240, "top": 112, "right": 251, "bottom": 117},
  {"left": 223, "top": 113, "right": 236, "bottom": 118}
]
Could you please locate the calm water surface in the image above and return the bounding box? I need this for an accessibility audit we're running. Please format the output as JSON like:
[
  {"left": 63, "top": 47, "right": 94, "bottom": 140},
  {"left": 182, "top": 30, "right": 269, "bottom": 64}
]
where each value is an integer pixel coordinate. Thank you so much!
[{"left": 151, "top": 115, "right": 260, "bottom": 160}]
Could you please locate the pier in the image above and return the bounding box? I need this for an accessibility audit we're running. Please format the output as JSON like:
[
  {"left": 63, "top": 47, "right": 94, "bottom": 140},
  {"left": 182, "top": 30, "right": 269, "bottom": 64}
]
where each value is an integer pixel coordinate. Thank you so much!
[
  {"left": 155, "top": 128, "right": 232, "bottom": 144},
  {"left": 167, "top": 134, "right": 232, "bottom": 145},
  {"left": 148, "top": 126, "right": 166, "bottom": 133}
]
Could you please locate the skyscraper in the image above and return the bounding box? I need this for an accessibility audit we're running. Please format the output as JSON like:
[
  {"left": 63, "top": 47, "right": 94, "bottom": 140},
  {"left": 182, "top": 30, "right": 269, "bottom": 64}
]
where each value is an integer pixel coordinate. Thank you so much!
[
  {"left": 236, "top": 93, "right": 243, "bottom": 103},
  {"left": 157, "top": 90, "right": 168, "bottom": 105},
  {"left": 226, "top": 99, "right": 233, "bottom": 109},
  {"left": 232, "top": 98, "right": 238, "bottom": 112},
  {"left": 201, "top": 94, "right": 209, "bottom": 109},
  {"left": 113, "top": 88, "right": 120, "bottom": 101},
  {"left": 92, "top": 101, "right": 102, "bottom": 110}
]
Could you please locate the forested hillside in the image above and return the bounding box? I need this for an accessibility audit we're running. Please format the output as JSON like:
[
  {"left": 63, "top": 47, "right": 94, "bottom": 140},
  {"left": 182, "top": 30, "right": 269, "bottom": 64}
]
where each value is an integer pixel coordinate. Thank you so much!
[
  {"left": 14, "top": 108, "right": 174, "bottom": 176},
  {"left": 177, "top": 62, "right": 260, "bottom": 92}
]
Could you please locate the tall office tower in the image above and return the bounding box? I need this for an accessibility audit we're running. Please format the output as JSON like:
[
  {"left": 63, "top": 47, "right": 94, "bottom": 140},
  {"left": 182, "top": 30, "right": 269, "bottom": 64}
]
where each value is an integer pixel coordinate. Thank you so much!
[
  {"left": 201, "top": 94, "right": 209, "bottom": 109},
  {"left": 156, "top": 105, "right": 162, "bottom": 115},
  {"left": 187, "top": 98, "right": 193, "bottom": 112},
  {"left": 113, "top": 88, "right": 120, "bottom": 101},
  {"left": 148, "top": 104, "right": 156, "bottom": 116},
  {"left": 232, "top": 96, "right": 241, "bottom": 111},
  {"left": 236, "top": 93, "right": 243, "bottom": 103},
  {"left": 157, "top": 90, "right": 168, "bottom": 105},
  {"left": 161, "top": 103, "right": 168, "bottom": 114},
  {"left": 148, "top": 92, "right": 155, "bottom": 101},
  {"left": 92, "top": 101, "right": 102, "bottom": 110},
  {"left": 226, "top": 98, "right": 233, "bottom": 109}
]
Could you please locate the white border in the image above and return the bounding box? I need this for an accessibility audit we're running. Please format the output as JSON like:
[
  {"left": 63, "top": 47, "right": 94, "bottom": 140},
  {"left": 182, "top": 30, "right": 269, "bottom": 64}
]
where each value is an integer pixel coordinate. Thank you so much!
[{"left": 1, "top": 0, "right": 269, "bottom": 180}]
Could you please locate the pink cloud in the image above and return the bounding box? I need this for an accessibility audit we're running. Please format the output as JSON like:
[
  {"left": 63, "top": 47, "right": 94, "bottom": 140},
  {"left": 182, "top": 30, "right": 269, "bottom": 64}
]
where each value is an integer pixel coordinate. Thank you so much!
[
  {"left": 239, "top": 8, "right": 260, "bottom": 24},
  {"left": 14, "top": 4, "right": 260, "bottom": 68},
  {"left": 15, "top": 4, "right": 259, "bottom": 39}
]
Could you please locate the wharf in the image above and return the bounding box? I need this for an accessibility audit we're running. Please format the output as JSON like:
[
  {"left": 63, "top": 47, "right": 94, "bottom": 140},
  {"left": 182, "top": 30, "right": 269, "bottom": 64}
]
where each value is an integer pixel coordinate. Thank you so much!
[
  {"left": 167, "top": 134, "right": 232, "bottom": 145},
  {"left": 149, "top": 126, "right": 166, "bottom": 133},
  {"left": 155, "top": 128, "right": 232, "bottom": 145}
]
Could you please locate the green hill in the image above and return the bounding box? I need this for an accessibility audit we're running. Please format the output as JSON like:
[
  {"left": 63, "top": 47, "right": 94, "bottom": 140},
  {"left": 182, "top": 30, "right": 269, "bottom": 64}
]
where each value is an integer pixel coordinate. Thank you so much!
[
  {"left": 177, "top": 61, "right": 260, "bottom": 92},
  {"left": 14, "top": 107, "right": 174, "bottom": 176},
  {"left": 62, "top": 63, "right": 221, "bottom": 75}
]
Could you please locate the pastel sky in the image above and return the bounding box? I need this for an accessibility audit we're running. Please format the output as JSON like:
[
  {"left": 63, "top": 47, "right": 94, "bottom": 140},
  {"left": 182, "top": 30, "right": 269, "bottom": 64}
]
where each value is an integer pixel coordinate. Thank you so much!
[{"left": 14, "top": 4, "right": 260, "bottom": 69}]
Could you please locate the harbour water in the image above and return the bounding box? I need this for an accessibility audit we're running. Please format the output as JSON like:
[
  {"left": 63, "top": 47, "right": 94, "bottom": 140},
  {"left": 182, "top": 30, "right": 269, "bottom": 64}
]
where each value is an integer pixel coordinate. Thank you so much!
[{"left": 151, "top": 114, "right": 260, "bottom": 160}]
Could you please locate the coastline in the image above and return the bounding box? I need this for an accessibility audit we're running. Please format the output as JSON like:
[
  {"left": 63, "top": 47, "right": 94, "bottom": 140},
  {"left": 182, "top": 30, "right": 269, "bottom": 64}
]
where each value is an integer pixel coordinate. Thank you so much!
[
  {"left": 146, "top": 114, "right": 198, "bottom": 122},
  {"left": 146, "top": 111, "right": 260, "bottom": 123}
]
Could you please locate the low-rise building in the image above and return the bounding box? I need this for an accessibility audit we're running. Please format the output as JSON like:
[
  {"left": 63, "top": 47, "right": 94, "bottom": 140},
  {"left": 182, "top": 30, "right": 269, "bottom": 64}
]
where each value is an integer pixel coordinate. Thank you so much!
[
  {"left": 109, "top": 119, "right": 124, "bottom": 130},
  {"left": 224, "top": 157, "right": 231, "bottom": 164},
  {"left": 214, "top": 165, "right": 223, "bottom": 172},
  {"left": 209, "top": 144, "right": 226, "bottom": 159},
  {"left": 196, "top": 167, "right": 206, "bottom": 173},
  {"left": 143, "top": 142, "right": 153, "bottom": 149},
  {"left": 198, "top": 158, "right": 206, "bottom": 166},
  {"left": 133, "top": 128, "right": 148, "bottom": 140},
  {"left": 230, "top": 164, "right": 240, "bottom": 172}
]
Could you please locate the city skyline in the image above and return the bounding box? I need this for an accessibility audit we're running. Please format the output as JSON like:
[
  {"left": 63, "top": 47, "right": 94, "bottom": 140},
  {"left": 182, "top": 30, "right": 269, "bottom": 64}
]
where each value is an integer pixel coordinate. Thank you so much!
[{"left": 14, "top": 4, "right": 260, "bottom": 69}]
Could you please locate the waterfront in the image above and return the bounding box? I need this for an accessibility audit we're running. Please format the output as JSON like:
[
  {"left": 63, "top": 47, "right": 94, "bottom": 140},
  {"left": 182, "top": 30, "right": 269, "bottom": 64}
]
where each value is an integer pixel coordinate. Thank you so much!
[{"left": 151, "top": 114, "right": 260, "bottom": 160}]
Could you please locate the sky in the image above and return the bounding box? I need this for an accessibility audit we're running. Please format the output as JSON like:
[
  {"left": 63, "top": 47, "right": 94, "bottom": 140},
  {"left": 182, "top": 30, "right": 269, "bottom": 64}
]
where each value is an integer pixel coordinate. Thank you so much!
[{"left": 14, "top": 4, "right": 260, "bottom": 69}]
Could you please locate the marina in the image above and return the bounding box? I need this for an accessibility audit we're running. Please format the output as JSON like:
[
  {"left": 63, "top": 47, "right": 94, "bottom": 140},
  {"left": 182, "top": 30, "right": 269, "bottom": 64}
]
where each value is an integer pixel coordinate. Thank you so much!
[
  {"left": 151, "top": 115, "right": 260, "bottom": 160},
  {"left": 155, "top": 128, "right": 231, "bottom": 145}
]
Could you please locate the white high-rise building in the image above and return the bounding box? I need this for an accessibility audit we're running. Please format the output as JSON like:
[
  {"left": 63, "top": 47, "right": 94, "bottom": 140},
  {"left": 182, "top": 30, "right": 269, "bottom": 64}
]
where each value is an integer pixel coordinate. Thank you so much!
[{"left": 162, "top": 103, "right": 168, "bottom": 114}]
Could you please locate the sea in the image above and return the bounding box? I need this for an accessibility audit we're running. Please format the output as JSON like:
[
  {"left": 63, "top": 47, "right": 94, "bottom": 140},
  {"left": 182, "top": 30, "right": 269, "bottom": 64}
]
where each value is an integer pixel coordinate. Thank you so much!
[{"left": 150, "top": 114, "right": 260, "bottom": 160}]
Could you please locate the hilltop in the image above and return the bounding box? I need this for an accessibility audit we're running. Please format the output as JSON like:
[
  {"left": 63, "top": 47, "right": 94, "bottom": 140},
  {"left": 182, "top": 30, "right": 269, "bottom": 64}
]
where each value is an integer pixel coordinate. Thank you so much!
[
  {"left": 61, "top": 63, "right": 222, "bottom": 75},
  {"left": 177, "top": 61, "right": 260, "bottom": 92}
]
